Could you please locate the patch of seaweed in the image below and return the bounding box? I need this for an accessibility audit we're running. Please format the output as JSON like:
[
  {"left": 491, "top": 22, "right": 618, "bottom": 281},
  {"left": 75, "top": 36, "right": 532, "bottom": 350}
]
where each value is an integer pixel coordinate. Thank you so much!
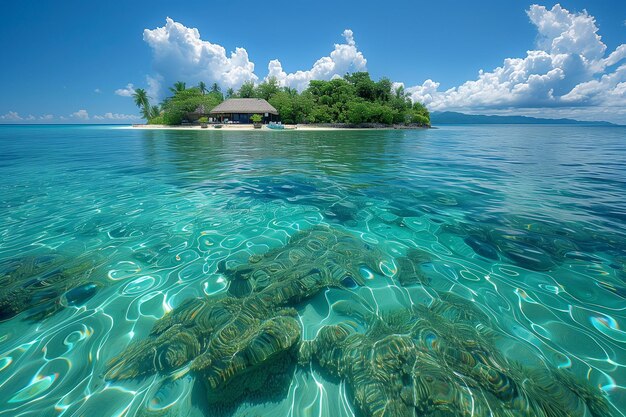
[
  {"left": 219, "top": 225, "right": 385, "bottom": 298},
  {"left": 395, "top": 248, "right": 432, "bottom": 286},
  {"left": 106, "top": 225, "right": 387, "bottom": 412},
  {"left": 443, "top": 214, "right": 626, "bottom": 273},
  {"left": 304, "top": 292, "right": 615, "bottom": 417},
  {"left": 0, "top": 253, "right": 103, "bottom": 321},
  {"left": 106, "top": 225, "right": 614, "bottom": 416}
]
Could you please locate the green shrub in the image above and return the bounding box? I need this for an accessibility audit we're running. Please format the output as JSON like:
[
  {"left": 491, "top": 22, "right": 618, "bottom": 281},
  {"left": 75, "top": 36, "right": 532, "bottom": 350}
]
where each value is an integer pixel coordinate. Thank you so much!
[
  {"left": 163, "top": 111, "right": 184, "bottom": 126},
  {"left": 160, "top": 88, "right": 222, "bottom": 125},
  {"left": 148, "top": 115, "right": 165, "bottom": 125},
  {"left": 411, "top": 113, "right": 430, "bottom": 126}
]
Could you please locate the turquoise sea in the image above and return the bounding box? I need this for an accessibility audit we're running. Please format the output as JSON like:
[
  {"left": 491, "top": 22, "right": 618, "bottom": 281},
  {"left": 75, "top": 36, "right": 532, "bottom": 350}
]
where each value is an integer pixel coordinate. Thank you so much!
[{"left": 0, "top": 124, "right": 625, "bottom": 417}]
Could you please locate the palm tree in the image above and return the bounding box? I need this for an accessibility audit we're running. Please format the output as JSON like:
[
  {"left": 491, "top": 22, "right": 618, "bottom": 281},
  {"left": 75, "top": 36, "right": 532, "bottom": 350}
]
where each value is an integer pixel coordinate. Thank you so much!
[
  {"left": 210, "top": 82, "right": 221, "bottom": 94},
  {"left": 226, "top": 87, "right": 235, "bottom": 98},
  {"left": 132, "top": 88, "right": 151, "bottom": 120},
  {"left": 394, "top": 85, "right": 408, "bottom": 100},
  {"left": 283, "top": 86, "right": 297, "bottom": 97},
  {"left": 198, "top": 81, "right": 207, "bottom": 95},
  {"left": 150, "top": 105, "right": 160, "bottom": 119},
  {"left": 169, "top": 81, "right": 186, "bottom": 94}
]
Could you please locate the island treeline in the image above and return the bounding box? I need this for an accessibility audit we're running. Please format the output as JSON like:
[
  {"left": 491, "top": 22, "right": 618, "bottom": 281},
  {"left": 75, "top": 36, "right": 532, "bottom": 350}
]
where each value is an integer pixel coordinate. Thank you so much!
[{"left": 133, "top": 72, "right": 430, "bottom": 127}]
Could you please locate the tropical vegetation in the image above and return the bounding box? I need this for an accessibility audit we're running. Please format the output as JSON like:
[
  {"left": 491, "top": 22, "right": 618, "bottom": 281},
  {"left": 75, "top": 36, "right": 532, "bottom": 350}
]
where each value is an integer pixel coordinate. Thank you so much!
[{"left": 132, "top": 73, "right": 429, "bottom": 127}]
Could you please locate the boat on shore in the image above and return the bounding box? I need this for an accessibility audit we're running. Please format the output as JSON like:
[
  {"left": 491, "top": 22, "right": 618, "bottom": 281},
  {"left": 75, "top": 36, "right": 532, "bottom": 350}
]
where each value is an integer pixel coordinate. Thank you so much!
[{"left": 267, "top": 122, "right": 296, "bottom": 130}]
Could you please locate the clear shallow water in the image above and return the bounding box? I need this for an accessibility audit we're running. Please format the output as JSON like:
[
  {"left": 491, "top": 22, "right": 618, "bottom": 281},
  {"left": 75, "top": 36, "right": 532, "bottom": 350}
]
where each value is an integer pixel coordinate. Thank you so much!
[{"left": 0, "top": 124, "right": 625, "bottom": 416}]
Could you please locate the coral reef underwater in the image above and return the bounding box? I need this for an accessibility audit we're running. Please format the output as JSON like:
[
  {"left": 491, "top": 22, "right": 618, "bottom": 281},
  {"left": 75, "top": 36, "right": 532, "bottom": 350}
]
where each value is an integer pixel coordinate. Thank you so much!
[
  {"left": 302, "top": 293, "right": 614, "bottom": 417},
  {"left": 104, "top": 225, "right": 614, "bottom": 416},
  {"left": 0, "top": 253, "right": 103, "bottom": 321},
  {"left": 105, "top": 225, "right": 387, "bottom": 408}
]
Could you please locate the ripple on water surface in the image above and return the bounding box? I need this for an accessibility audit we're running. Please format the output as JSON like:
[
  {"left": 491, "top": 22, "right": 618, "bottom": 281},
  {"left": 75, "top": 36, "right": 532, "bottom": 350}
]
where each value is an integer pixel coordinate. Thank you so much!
[{"left": 0, "top": 125, "right": 625, "bottom": 416}]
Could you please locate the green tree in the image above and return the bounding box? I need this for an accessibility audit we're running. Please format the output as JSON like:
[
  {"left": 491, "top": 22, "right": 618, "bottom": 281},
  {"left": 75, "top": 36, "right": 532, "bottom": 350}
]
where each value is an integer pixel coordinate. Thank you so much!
[
  {"left": 410, "top": 102, "right": 430, "bottom": 126},
  {"left": 198, "top": 81, "right": 207, "bottom": 95},
  {"left": 374, "top": 78, "right": 392, "bottom": 102},
  {"left": 238, "top": 81, "right": 256, "bottom": 98},
  {"left": 345, "top": 72, "right": 376, "bottom": 101},
  {"left": 161, "top": 87, "right": 223, "bottom": 125},
  {"left": 150, "top": 105, "right": 161, "bottom": 120},
  {"left": 169, "top": 81, "right": 186, "bottom": 94},
  {"left": 132, "top": 88, "right": 151, "bottom": 120},
  {"left": 347, "top": 100, "right": 369, "bottom": 124},
  {"left": 255, "top": 77, "right": 280, "bottom": 101},
  {"left": 152, "top": 73, "right": 429, "bottom": 127}
]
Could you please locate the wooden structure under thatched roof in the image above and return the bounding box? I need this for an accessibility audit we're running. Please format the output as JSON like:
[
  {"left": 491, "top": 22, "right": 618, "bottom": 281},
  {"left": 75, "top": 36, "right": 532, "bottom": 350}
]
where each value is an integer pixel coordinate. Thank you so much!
[{"left": 209, "top": 98, "right": 279, "bottom": 124}]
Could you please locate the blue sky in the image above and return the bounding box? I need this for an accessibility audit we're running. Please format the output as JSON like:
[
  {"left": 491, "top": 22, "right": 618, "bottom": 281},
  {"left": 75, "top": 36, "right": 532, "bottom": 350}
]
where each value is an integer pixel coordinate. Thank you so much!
[{"left": 0, "top": 1, "right": 624, "bottom": 123}]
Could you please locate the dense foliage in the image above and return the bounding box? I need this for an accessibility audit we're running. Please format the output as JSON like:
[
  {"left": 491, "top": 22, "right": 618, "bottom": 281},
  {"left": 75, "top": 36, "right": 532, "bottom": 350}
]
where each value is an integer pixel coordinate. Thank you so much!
[
  {"left": 266, "top": 73, "right": 429, "bottom": 126},
  {"left": 159, "top": 88, "right": 223, "bottom": 125},
  {"left": 139, "top": 73, "right": 429, "bottom": 126}
]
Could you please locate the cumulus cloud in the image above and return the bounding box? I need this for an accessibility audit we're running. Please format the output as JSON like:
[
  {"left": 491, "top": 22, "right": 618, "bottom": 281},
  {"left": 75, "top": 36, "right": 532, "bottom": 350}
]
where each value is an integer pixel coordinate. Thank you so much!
[
  {"left": 143, "top": 18, "right": 258, "bottom": 96},
  {"left": 406, "top": 4, "right": 626, "bottom": 122},
  {"left": 71, "top": 109, "right": 89, "bottom": 120},
  {"left": 266, "top": 29, "right": 367, "bottom": 91},
  {"left": 92, "top": 112, "right": 140, "bottom": 121},
  {"left": 115, "top": 83, "right": 136, "bottom": 97},
  {"left": 140, "top": 20, "right": 367, "bottom": 97},
  {"left": 146, "top": 75, "right": 162, "bottom": 100},
  {"left": 0, "top": 111, "right": 22, "bottom": 121},
  {"left": 1, "top": 113, "right": 60, "bottom": 123}
]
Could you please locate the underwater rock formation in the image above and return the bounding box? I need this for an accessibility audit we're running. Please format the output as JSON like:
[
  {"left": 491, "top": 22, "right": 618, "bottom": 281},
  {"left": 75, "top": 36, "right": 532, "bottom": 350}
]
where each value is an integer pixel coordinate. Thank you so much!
[
  {"left": 219, "top": 225, "right": 385, "bottom": 298},
  {"left": 303, "top": 292, "right": 614, "bottom": 417},
  {"left": 223, "top": 175, "right": 367, "bottom": 225},
  {"left": 0, "top": 253, "right": 102, "bottom": 321},
  {"left": 106, "top": 225, "right": 389, "bottom": 408},
  {"left": 106, "top": 293, "right": 301, "bottom": 408},
  {"left": 395, "top": 248, "right": 431, "bottom": 286},
  {"left": 442, "top": 219, "right": 574, "bottom": 271},
  {"left": 443, "top": 214, "right": 626, "bottom": 273}
]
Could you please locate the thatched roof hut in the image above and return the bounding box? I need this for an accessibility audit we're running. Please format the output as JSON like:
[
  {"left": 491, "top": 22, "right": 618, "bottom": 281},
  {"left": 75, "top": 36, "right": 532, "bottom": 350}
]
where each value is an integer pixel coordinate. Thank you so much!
[
  {"left": 209, "top": 98, "right": 279, "bottom": 123},
  {"left": 211, "top": 98, "right": 278, "bottom": 115}
]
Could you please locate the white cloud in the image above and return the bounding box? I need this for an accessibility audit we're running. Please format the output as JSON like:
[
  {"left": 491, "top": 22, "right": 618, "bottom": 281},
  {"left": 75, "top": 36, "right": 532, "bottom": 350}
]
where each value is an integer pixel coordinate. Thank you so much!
[
  {"left": 143, "top": 18, "right": 258, "bottom": 97},
  {"left": 92, "top": 112, "right": 140, "bottom": 120},
  {"left": 115, "top": 83, "right": 136, "bottom": 97},
  {"left": 605, "top": 45, "right": 626, "bottom": 68},
  {"left": 146, "top": 75, "right": 162, "bottom": 100},
  {"left": 71, "top": 109, "right": 89, "bottom": 120},
  {"left": 141, "top": 20, "right": 367, "bottom": 96},
  {"left": 94, "top": 88, "right": 101, "bottom": 93},
  {"left": 0, "top": 111, "right": 22, "bottom": 121},
  {"left": 40, "top": 114, "right": 53, "bottom": 120},
  {"left": 266, "top": 29, "right": 367, "bottom": 91},
  {"left": 406, "top": 4, "right": 626, "bottom": 123}
]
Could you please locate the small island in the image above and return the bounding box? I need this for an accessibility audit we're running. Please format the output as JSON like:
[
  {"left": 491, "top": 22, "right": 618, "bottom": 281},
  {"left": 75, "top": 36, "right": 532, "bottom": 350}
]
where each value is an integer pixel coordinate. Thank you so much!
[{"left": 131, "top": 72, "right": 431, "bottom": 129}]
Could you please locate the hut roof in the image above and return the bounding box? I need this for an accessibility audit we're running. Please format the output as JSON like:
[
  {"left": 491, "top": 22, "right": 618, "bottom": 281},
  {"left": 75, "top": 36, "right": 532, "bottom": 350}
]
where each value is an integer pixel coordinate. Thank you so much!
[{"left": 210, "top": 98, "right": 279, "bottom": 115}]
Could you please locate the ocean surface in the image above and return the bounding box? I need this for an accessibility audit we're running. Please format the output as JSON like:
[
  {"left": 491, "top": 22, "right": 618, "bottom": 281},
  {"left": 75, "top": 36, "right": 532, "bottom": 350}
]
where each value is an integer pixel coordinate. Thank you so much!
[{"left": 0, "top": 124, "right": 625, "bottom": 417}]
